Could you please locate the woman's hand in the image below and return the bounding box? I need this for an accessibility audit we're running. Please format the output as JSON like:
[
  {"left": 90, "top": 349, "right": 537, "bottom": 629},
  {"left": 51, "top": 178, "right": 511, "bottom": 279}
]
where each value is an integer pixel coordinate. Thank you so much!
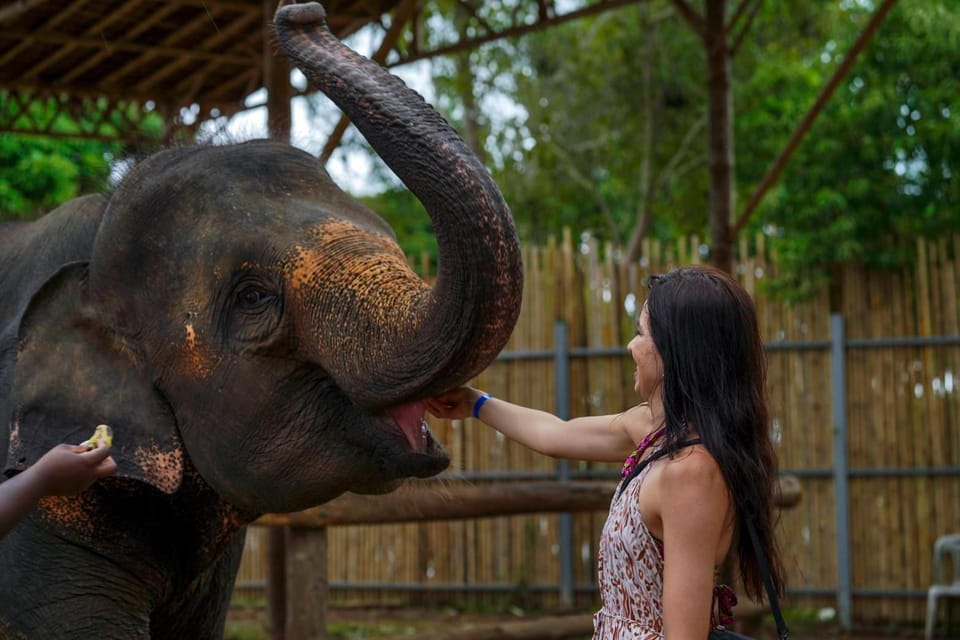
[{"left": 424, "top": 386, "right": 483, "bottom": 420}]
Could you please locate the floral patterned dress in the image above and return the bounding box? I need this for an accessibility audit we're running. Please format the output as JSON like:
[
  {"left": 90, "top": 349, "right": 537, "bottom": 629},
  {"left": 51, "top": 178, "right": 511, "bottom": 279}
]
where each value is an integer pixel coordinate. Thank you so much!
[{"left": 592, "top": 432, "right": 736, "bottom": 639}]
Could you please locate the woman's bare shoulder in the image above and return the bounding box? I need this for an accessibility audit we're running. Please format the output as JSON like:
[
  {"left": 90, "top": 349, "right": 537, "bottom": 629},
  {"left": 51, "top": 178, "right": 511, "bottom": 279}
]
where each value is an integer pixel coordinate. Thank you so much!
[
  {"left": 659, "top": 445, "right": 726, "bottom": 492},
  {"left": 654, "top": 445, "right": 734, "bottom": 559}
]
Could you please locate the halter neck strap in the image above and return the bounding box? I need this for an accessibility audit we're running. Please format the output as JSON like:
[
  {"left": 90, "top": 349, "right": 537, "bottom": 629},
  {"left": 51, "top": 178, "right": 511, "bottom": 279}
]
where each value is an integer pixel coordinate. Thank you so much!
[
  {"left": 637, "top": 425, "right": 666, "bottom": 455},
  {"left": 617, "top": 436, "right": 703, "bottom": 499}
]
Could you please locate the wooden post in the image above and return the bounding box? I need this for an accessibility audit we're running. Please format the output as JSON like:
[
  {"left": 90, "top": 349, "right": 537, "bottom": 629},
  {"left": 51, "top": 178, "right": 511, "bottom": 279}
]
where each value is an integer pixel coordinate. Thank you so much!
[
  {"left": 263, "top": 0, "right": 291, "bottom": 143},
  {"left": 286, "top": 526, "right": 329, "bottom": 640},
  {"left": 263, "top": 3, "right": 291, "bottom": 637},
  {"left": 267, "top": 527, "right": 287, "bottom": 640},
  {"left": 703, "top": 0, "right": 735, "bottom": 274}
]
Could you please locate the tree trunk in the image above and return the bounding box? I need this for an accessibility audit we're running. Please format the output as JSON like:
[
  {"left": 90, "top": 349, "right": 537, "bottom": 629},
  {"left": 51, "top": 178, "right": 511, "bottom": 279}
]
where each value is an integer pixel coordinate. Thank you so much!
[
  {"left": 263, "top": 4, "right": 291, "bottom": 634},
  {"left": 625, "top": 3, "right": 658, "bottom": 264},
  {"left": 704, "top": 0, "right": 735, "bottom": 274},
  {"left": 454, "top": 2, "right": 487, "bottom": 164}
]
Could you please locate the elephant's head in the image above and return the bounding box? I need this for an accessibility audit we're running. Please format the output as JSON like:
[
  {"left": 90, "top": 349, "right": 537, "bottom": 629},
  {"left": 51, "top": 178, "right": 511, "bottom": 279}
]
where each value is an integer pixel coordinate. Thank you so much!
[{"left": 5, "top": 2, "right": 522, "bottom": 516}]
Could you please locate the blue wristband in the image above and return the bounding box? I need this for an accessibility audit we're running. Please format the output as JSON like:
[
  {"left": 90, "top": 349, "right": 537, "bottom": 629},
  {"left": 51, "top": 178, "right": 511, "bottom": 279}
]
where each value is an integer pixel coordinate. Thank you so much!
[{"left": 472, "top": 393, "right": 492, "bottom": 419}]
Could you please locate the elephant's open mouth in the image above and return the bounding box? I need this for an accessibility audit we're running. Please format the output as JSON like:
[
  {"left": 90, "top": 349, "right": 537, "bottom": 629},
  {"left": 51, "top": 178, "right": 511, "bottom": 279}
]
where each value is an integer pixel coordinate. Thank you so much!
[
  {"left": 371, "top": 400, "right": 449, "bottom": 479},
  {"left": 386, "top": 401, "right": 431, "bottom": 452}
]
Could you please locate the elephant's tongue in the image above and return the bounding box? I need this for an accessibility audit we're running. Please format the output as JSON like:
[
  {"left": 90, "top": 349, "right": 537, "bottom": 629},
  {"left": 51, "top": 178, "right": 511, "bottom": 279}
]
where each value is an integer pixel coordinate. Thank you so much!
[{"left": 388, "top": 401, "right": 428, "bottom": 452}]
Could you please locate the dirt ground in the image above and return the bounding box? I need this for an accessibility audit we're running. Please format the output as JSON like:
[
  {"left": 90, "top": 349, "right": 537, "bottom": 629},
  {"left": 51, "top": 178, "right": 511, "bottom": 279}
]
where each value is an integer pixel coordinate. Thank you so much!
[{"left": 226, "top": 604, "right": 931, "bottom": 640}]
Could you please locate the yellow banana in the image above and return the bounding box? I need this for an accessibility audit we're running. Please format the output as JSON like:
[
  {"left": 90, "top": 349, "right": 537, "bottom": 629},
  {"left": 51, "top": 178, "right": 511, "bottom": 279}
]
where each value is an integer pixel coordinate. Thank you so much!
[{"left": 83, "top": 424, "right": 114, "bottom": 450}]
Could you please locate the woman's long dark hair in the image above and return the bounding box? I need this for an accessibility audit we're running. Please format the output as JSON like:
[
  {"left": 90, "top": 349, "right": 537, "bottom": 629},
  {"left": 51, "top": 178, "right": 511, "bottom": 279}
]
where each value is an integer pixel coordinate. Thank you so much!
[{"left": 645, "top": 265, "right": 785, "bottom": 601}]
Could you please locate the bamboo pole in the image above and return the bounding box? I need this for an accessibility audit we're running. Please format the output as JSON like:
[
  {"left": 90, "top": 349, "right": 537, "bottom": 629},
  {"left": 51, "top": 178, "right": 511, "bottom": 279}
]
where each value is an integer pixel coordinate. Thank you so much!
[
  {"left": 874, "top": 267, "right": 897, "bottom": 620},
  {"left": 913, "top": 240, "right": 934, "bottom": 619},
  {"left": 890, "top": 269, "right": 910, "bottom": 622}
]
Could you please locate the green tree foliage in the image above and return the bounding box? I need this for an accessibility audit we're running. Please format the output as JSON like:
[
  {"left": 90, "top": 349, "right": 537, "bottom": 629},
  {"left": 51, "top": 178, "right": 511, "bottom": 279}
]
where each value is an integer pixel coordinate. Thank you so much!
[
  {"left": 415, "top": 0, "right": 958, "bottom": 299},
  {"left": 0, "top": 134, "right": 119, "bottom": 220},
  {"left": 0, "top": 92, "right": 163, "bottom": 221},
  {"left": 424, "top": 0, "right": 837, "bottom": 248},
  {"left": 433, "top": 1, "right": 710, "bottom": 246},
  {"left": 739, "top": 0, "right": 960, "bottom": 299}
]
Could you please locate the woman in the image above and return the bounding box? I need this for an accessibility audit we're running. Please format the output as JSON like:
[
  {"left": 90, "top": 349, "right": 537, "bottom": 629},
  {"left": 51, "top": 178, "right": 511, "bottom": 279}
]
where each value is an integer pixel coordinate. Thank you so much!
[{"left": 426, "top": 265, "right": 785, "bottom": 640}]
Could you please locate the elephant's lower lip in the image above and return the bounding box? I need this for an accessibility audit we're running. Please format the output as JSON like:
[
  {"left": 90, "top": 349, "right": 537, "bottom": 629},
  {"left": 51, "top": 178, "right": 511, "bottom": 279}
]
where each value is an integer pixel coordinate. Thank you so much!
[
  {"left": 391, "top": 449, "right": 450, "bottom": 478},
  {"left": 352, "top": 447, "right": 450, "bottom": 494}
]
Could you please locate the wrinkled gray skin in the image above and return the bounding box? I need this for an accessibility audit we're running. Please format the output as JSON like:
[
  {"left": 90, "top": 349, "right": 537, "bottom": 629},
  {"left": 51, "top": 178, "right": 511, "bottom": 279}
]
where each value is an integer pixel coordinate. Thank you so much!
[{"left": 0, "top": 4, "right": 522, "bottom": 638}]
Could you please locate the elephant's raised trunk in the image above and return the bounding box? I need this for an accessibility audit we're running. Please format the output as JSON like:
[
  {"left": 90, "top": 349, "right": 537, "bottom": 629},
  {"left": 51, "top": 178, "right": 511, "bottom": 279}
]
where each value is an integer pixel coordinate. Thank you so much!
[{"left": 275, "top": 3, "right": 522, "bottom": 408}]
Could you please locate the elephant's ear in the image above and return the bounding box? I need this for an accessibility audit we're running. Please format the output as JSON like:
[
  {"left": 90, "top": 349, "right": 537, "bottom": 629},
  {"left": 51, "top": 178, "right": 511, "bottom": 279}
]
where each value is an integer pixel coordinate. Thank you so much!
[{"left": 5, "top": 262, "right": 183, "bottom": 494}]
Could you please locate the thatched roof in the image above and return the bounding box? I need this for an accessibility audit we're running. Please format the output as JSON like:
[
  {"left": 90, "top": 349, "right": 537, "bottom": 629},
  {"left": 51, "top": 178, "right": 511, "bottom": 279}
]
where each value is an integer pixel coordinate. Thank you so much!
[
  {"left": 1, "top": 0, "right": 638, "bottom": 145},
  {"left": 0, "top": 0, "right": 401, "bottom": 142}
]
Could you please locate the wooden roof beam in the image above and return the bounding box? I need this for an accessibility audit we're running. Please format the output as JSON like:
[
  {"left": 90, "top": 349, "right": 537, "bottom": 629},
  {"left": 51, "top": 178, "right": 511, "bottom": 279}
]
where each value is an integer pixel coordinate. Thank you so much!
[
  {"left": 4, "top": 28, "right": 256, "bottom": 66},
  {"left": 0, "top": 0, "right": 85, "bottom": 70},
  {"left": 0, "top": 0, "right": 52, "bottom": 24},
  {"left": 134, "top": 9, "right": 261, "bottom": 94},
  {"left": 165, "top": 0, "right": 262, "bottom": 11},
  {"left": 99, "top": 7, "right": 226, "bottom": 87},
  {"left": 60, "top": 2, "right": 183, "bottom": 84},
  {"left": 25, "top": 0, "right": 145, "bottom": 80}
]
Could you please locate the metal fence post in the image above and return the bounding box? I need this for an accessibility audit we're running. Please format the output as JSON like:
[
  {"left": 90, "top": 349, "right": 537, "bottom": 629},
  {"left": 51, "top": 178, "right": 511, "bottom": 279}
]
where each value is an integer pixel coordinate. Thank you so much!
[
  {"left": 554, "top": 320, "right": 574, "bottom": 606},
  {"left": 830, "top": 313, "right": 852, "bottom": 630}
]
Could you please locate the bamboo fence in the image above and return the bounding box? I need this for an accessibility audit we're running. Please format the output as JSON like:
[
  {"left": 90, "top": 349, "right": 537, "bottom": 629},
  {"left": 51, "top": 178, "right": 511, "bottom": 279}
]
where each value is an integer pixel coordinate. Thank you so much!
[{"left": 233, "top": 232, "right": 960, "bottom": 627}]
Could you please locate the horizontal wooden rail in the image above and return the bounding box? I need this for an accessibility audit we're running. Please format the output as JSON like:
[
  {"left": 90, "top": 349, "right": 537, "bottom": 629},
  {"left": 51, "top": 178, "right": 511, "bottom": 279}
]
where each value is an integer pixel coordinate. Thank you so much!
[{"left": 255, "top": 476, "right": 802, "bottom": 528}]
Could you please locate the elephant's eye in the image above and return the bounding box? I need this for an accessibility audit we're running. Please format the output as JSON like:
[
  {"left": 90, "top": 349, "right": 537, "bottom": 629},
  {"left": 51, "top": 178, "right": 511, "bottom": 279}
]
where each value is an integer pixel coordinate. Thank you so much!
[
  {"left": 223, "top": 274, "right": 284, "bottom": 348},
  {"left": 236, "top": 285, "right": 275, "bottom": 312}
]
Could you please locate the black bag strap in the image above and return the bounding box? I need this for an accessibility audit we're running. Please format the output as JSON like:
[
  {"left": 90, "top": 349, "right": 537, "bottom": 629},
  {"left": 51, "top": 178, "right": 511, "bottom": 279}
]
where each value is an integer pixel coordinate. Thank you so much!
[
  {"left": 618, "top": 437, "right": 789, "bottom": 639},
  {"left": 744, "top": 518, "right": 789, "bottom": 640}
]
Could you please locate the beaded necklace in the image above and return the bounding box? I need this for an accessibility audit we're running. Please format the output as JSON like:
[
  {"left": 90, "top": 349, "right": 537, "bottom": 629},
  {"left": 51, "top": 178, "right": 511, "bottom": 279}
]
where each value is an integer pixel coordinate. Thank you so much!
[{"left": 619, "top": 425, "right": 666, "bottom": 480}]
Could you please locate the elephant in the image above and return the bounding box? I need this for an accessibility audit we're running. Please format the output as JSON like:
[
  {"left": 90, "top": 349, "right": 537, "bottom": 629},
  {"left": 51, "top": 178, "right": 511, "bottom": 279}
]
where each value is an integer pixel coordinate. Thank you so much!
[{"left": 0, "top": 3, "right": 522, "bottom": 638}]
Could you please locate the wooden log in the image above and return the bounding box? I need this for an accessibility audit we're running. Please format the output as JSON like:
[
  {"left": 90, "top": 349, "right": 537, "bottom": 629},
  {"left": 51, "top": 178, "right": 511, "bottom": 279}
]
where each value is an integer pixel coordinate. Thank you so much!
[
  {"left": 377, "top": 613, "right": 595, "bottom": 640},
  {"left": 775, "top": 474, "right": 802, "bottom": 510},
  {"left": 257, "top": 481, "right": 615, "bottom": 528},
  {"left": 256, "top": 477, "right": 802, "bottom": 529}
]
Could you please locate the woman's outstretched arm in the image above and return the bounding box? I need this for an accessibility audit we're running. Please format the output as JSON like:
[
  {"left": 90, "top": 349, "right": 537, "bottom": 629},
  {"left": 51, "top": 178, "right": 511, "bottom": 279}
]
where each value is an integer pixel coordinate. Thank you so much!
[{"left": 425, "top": 386, "right": 651, "bottom": 462}]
